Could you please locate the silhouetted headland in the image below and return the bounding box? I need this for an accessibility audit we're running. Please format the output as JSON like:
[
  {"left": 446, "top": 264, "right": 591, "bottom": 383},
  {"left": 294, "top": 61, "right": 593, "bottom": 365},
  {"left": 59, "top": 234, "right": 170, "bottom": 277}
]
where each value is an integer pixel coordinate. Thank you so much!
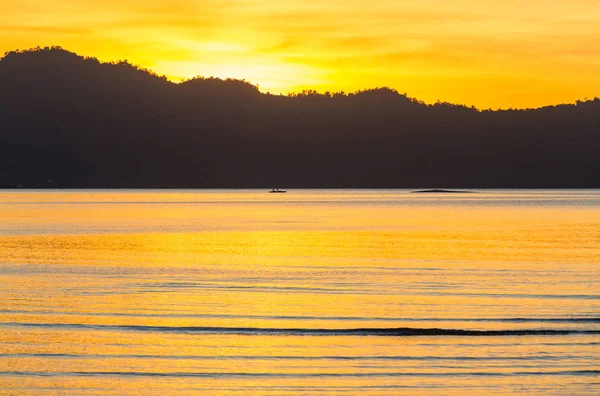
[
  {"left": 412, "top": 189, "right": 475, "bottom": 193},
  {"left": 1, "top": 47, "right": 599, "bottom": 188}
]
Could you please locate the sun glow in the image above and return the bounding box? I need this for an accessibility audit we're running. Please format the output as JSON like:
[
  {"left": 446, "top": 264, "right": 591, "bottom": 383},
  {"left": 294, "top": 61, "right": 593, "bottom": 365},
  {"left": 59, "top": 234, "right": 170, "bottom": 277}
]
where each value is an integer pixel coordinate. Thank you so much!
[{"left": 2, "top": 0, "right": 600, "bottom": 108}]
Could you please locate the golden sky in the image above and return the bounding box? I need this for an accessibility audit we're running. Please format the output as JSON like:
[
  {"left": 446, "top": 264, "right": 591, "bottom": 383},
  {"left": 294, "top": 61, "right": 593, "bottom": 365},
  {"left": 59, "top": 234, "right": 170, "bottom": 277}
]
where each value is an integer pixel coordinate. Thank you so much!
[{"left": 2, "top": 0, "right": 600, "bottom": 108}]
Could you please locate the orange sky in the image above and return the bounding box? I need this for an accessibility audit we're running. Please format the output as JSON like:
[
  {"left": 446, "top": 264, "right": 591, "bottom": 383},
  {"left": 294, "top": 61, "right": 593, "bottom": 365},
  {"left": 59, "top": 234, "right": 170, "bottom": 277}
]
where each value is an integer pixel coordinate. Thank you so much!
[{"left": 2, "top": 0, "right": 600, "bottom": 109}]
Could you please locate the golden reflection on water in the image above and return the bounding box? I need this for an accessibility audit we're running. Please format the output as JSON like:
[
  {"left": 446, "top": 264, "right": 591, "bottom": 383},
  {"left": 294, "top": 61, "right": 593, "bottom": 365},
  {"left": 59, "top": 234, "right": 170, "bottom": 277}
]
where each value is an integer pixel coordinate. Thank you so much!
[
  {"left": 0, "top": 190, "right": 599, "bottom": 394},
  {"left": 1, "top": 225, "right": 599, "bottom": 267}
]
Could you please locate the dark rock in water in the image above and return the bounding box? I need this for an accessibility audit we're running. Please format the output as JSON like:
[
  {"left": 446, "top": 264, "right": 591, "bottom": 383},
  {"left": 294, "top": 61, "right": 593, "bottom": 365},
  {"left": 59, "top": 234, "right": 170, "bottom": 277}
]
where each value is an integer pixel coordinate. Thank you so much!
[{"left": 412, "top": 189, "right": 475, "bottom": 193}]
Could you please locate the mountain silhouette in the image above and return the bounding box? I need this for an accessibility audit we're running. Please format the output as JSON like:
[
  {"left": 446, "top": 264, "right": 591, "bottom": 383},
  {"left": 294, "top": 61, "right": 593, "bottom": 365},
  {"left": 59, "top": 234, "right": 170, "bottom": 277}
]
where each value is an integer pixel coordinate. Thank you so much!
[{"left": 1, "top": 46, "right": 599, "bottom": 188}]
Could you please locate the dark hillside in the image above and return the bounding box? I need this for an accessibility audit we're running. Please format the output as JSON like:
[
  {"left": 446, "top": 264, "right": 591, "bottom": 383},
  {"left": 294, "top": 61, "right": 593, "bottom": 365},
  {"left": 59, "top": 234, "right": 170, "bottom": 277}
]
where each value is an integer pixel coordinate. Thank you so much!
[{"left": 1, "top": 47, "right": 599, "bottom": 187}]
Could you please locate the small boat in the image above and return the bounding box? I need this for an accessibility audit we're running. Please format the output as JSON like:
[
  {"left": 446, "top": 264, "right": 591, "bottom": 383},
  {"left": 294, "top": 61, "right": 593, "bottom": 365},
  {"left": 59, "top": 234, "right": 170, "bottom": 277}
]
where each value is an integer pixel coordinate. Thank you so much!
[{"left": 269, "top": 188, "right": 287, "bottom": 193}]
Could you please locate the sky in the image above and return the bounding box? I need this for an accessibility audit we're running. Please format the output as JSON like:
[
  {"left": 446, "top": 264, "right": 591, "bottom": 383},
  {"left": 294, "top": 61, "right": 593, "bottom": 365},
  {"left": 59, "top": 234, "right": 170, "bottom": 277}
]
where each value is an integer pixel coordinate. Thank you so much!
[{"left": 1, "top": 0, "right": 600, "bottom": 109}]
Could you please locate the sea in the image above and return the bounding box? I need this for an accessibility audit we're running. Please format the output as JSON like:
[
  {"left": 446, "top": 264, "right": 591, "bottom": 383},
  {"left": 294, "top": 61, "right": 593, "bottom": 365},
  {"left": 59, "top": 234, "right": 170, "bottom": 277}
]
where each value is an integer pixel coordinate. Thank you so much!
[{"left": 0, "top": 189, "right": 598, "bottom": 395}]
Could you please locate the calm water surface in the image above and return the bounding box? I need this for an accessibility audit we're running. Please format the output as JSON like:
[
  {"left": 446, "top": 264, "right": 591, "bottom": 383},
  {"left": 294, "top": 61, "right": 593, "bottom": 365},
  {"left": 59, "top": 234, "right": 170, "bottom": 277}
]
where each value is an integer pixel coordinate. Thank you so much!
[{"left": 0, "top": 189, "right": 599, "bottom": 394}]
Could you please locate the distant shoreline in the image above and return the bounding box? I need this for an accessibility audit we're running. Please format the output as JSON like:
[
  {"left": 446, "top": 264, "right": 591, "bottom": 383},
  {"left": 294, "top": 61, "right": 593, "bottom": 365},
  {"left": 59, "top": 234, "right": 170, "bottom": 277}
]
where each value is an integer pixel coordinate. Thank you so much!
[
  {"left": 2, "top": 186, "right": 598, "bottom": 190},
  {"left": 6, "top": 187, "right": 596, "bottom": 191}
]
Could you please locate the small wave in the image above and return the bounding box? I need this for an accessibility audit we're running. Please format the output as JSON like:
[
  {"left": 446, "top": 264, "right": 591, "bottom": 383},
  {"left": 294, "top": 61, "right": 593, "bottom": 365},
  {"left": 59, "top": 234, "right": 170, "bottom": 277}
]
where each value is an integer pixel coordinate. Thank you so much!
[
  {"left": 1, "top": 370, "right": 598, "bottom": 378},
  {"left": 2, "top": 323, "right": 599, "bottom": 336},
  {"left": 0, "top": 310, "right": 597, "bottom": 323},
  {"left": 493, "top": 317, "right": 600, "bottom": 323},
  {"left": 0, "top": 353, "right": 587, "bottom": 361}
]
